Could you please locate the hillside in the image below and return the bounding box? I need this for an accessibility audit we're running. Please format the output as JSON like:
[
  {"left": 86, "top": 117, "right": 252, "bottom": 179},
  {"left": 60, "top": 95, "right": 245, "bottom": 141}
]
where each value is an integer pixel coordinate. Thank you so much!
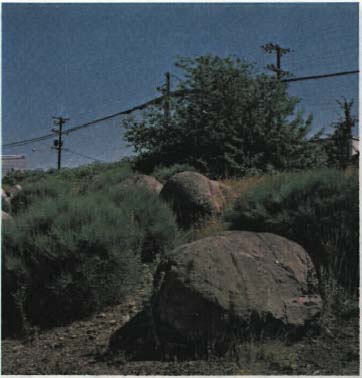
[{"left": 1, "top": 162, "right": 359, "bottom": 375}]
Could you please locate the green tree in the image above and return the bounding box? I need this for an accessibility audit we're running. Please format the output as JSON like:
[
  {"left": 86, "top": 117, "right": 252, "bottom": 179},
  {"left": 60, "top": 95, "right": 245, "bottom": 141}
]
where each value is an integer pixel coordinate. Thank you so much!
[
  {"left": 124, "top": 55, "right": 322, "bottom": 177},
  {"left": 326, "top": 98, "right": 356, "bottom": 169}
]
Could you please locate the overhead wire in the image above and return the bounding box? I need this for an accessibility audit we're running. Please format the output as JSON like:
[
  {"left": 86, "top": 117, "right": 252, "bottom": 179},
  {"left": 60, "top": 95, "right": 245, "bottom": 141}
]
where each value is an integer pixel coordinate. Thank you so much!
[
  {"left": 3, "top": 68, "right": 358, "bottom": 149},
  {"left": 3, "top": 133, "right": 55, "bottom": 148},
  {"left": 62, "top": 148, "right": 104, "bottom": 162}
]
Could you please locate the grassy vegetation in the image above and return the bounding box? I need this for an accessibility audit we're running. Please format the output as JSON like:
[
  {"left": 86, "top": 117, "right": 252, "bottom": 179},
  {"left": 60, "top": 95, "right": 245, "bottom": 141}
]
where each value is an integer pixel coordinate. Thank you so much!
[
  {"left": 2, "top": 161, "right": 358, "bottom": 343},
  {"left": 2, "top": 159, "right": 133, "bottom": 188},
  {"left": 220, "top": 176, "right": 264, "bottom": 198},
  {"left": 226, "top": 168, "right": 359, "bottom": 296},
  {"left": 2, "top": 161, "right": 178, "bottom": 337},
  {"left": 10, "top": 177, "right": 70, "bottom": 214}
]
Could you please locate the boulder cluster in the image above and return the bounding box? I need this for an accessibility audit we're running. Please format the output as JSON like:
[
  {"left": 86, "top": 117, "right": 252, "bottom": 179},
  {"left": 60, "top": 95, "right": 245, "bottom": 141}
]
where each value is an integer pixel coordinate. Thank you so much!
[
  {"left": 108, "top": 171, "right": 322, "bottom": 359},
  {"left": 3, "top": 173, "right": 323, "bottom": 360}
]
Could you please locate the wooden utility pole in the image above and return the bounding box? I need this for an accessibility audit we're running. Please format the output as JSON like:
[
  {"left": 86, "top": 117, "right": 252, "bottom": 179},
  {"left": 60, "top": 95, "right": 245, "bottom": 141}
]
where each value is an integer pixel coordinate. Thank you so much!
[
  {"left": 262, "top": 43, "right": 291, "bottom": 79},
  {"left": 164, "top": 72, "right": 171, "bottom": 126},
  {"left": 52, "top": 116, "right": 69, "bottom": 171}
]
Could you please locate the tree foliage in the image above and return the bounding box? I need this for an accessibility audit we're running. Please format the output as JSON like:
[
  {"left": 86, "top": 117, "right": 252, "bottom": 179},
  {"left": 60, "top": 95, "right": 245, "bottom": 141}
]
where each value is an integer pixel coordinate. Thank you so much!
[
  {"left": 325, "top": 98, "right": 357, "bottom": 169},
  {"left": 123, "top": 55, "right": 323, "bottom": 177}
]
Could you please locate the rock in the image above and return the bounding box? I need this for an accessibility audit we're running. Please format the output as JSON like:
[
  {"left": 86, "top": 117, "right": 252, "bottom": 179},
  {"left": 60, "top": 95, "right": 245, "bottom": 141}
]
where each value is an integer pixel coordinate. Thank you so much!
[
  {"left": 7, "top": 184, "right": 22, "bottom": 198},
  {"left": 2, "top": 188, "right": 9, "bottom": 200},
  {"left": 2, "top": 189, "right": 11, "bottom": 212},
  {"left": 2, "top": 211, "right": 12, "bottom": 222},
  {"left": 118, "top": 175, "right": 163, "bottom": 195},
  {"left": 109, "top": 231, "right": 322, "bottom": 360},
  {"left": 160, "top": 171, "right": 231, "bottom": 227},
  {"left": 122, "top": 314, "right": 131, "bottom": 324}
]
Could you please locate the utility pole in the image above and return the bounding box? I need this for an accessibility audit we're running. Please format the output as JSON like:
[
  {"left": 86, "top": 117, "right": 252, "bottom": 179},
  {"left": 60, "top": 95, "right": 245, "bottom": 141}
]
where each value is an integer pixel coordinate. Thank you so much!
[
  {"left": 52, "top": 116, "right": 69, "bottom": 171},
  {"left": 164, "top": 72, "right": 171, "bottom": 126},
  {"left": 262, "top": 43, "right": 291, "bottom": 79}
]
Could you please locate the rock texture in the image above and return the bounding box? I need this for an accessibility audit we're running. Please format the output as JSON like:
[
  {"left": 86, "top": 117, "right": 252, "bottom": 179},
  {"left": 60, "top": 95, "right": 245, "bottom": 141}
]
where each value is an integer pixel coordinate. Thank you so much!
[
  {"left": 109, "top": 231, "right": 322, "bottom": 360},
  {"left": 160, "top": 172, "right": 231, "bottom": 227},
  {"left": 2, "top": 211, "right": 12, "bottom": 222},
  {"left": 119, "top": 175, "right": 163, "bottom": 195}
]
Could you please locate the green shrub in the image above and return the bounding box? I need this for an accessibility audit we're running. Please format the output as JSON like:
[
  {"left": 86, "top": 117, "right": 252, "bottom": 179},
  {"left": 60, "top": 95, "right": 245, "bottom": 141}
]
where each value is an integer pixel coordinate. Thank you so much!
[
  {"left": 10, "top": 177, "right": 70, "bottom": 214},
  {"left": 2, "top": 187, "right": 178, "bottom": 335},
  {"left": 152, "top": 164, "right": 197, "bottom": 183},
  {"left": 226, "top": 168, "right": 359, "bottom": 294},
  {"left": 106, "top": 185, "right": 178, "bottom": 261},
  {"left": 89, "top": 163, "right": 134, "bottom": 191},
  {"left": 57, "top": 160, "right": 132, "bottom": 182}
]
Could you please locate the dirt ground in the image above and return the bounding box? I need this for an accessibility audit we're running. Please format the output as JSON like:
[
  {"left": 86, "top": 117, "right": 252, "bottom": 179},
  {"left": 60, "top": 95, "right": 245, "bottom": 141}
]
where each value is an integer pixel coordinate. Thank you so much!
[{"left": 2, "top": 277, "right": 359, "bottom": 375}]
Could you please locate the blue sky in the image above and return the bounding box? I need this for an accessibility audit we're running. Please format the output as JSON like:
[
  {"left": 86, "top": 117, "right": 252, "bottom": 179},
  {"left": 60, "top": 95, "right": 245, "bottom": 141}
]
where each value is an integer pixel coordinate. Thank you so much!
[{"left": 2, "top": 3, "right": 359, "bottom": 169}]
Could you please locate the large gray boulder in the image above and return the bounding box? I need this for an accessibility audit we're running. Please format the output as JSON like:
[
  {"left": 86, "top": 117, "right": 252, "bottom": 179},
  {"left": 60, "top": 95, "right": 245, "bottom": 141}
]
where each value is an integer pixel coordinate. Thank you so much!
[
  {"left": 109, "top": 231, "right": 322, "bottom": 359},
  {"left": 119, "top": 174, "right": 163, "bottom": 195},
  {"left": 160, "top": 172, "right": 231, "bottom": 227}
]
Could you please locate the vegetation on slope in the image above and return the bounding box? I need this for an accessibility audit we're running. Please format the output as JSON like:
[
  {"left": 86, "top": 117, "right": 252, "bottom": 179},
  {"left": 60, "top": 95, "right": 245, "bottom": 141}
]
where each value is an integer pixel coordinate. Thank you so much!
[
  {"left": 226, "top": 168, "right": 359, "bottom": 295},
  {"left": 2, "top": 161, "right": 177, "bottom": 337}
]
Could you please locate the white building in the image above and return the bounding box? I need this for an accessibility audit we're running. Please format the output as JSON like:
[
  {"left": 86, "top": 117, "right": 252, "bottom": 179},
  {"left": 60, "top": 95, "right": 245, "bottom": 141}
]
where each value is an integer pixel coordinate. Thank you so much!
[{"left": 2, "top": 155, "right": 26, "bottom": 176}]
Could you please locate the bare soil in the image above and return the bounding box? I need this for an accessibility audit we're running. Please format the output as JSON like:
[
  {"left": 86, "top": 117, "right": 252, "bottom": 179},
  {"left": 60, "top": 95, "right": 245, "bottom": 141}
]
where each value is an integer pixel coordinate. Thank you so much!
[{"left": 2, "top": 276, "right": 359, "bottom": 375}]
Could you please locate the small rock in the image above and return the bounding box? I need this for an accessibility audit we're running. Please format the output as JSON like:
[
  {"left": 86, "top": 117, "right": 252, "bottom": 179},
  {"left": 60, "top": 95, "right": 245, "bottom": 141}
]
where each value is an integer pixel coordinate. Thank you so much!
[
  {"left": 2, "top": 211, "right": 12, "bottom": 222},
  {"left": 109, "top": 320, "right": 117, "bottom": 325},
  {"left": 97, "top": 313, "right": 106, "bottom": 319},
  {"left": 122, "top": 315, "right": 131, "bottom": 323}
]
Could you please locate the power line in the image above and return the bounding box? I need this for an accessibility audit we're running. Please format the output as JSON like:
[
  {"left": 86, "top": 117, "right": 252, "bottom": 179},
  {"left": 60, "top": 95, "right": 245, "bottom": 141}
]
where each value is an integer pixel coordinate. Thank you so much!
[
  {"left": 3, "top": 133, "right": 55, "bottom": 148},
  {"left": 62, "top": 93, "right": 170, "bottom": 135},
  {"left": 3, "top": 69, "right": 359, "bottom": 149},
  {"left": 61, "top": 89, "right": 192, "bottom": 135},
  {"left": 63, "top": 148, "right": 103, "bottom": 162},
  {"left": 282, "top": 70, "right": 359, "bottom": 83},
  {"left": 1, "top": 93, "right": 170, "bottom": 148}
]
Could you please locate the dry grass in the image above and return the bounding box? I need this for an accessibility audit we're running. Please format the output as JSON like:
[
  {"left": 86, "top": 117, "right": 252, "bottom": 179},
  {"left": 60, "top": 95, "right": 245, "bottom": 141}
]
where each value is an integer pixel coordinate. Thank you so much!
[
  {"left": 221, "top": 176, "right": 264, "bottom": 198},
  {"left": 189, "top": 216, "right": 227, "bottom": 241},
  {"left": 344, "top": 165, "right": 358, "bottom": 177}
]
